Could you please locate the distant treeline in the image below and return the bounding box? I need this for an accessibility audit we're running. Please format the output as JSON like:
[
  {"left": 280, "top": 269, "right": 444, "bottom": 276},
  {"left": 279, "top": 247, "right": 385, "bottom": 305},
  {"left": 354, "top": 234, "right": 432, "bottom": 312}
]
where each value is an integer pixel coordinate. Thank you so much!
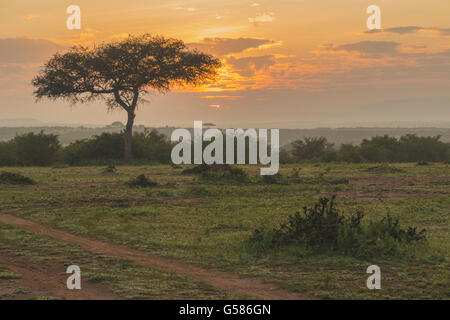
[
  {"left": 0, "top": 131, "right": 449, "bottom": 166},
  {"left": 0, "top": 130, "right": 172, "bottom": 166},
  {"left": 280, "top": 135, "right": 450, "bottom": 164}
]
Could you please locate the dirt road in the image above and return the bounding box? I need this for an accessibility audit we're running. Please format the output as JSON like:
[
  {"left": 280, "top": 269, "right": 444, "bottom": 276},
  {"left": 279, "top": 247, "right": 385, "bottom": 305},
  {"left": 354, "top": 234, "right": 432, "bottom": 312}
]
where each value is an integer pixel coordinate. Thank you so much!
[{"left": 0, "top": 213, "right": 313, "bottom": 300}]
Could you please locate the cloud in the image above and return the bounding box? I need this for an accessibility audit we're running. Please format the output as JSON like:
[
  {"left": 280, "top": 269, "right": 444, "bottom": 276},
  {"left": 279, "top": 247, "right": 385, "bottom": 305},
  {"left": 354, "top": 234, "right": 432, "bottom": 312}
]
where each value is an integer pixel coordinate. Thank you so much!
[
  {"left": 0, "top": 38, "right": 66, "bottom": 63},
  {"left": 188, "top": 37, "right": 275, "bottom": 57},
  {"left": 226, "top": 55, "right": 276, "bottom": 76},
  {"left": 334, "top": 41, "right": 400, "bottom": 57},
  {"left": 366, "top": 26, "right": 422, "bottom": 35},
  {"left": 365, "top": 26, "right": 450, "bottom": 37},
  {"left": 248, "top": 13, "right": 274, "bottom": 25},
  {"left": 24, "top": 14, "right": 40, "bottom": 21},
  {"left": 201, "top": 95, "right": 244, "bottom": 100}
]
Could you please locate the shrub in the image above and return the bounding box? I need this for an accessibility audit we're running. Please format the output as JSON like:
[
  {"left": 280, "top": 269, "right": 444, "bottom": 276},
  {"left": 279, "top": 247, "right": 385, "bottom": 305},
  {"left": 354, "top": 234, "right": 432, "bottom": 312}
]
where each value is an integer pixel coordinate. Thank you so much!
[
  {"left": 247, "top": 196, "right": 426, "bottom": 258},
  {"left": 262, "top": 173, "right": 286, "bottom": 184},
  {"left": 125, "top": 174, "right": 158, "bottom": 187},
  {"left": 338, "top": 144, "right": 364, "bottom": 163},
  {"left": 63, "top": 132, "right": 124, "bottom": 165},
  {"left": 132, "top": 130, "right": 173, "bottom": 163},
  {"left": 0, "top": 141, "right": 17, "bottom": 166},
  {"left": 291, "top": 137, "right": 334, "bottom": 161},
  {"left": 365, "top": 165, "right": 405, "bottom": 174},
  {"left": 63, "top": 129, "right": 174, "bottom": 165},
  {"left": 279, "top": 149, "right": 295, "bottom": 164},
  {"left": 102, "top": 162, "right": 117, "bottom": 173},
  {"left": 182, "top": 164, "right": 211, "bottom": 174},
  {"left": 0, "top": 172, "right": 35, "bottom": 185},
  {"left": 199, "top": 166, "right": 249, "bottom": 183},
  {"left": 13, "top": 131, "right": 60, "bottom": 166}
]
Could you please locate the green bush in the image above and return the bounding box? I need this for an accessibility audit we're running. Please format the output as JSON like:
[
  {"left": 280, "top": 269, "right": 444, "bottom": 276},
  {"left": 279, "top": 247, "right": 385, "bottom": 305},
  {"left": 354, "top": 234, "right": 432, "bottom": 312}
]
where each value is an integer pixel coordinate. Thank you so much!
[
  {"left": 0, "top": 171, "right": 35, "bottom": 185},
  {"left": 125, "top": 174, "right": 159, "bottom": 188},
  {"left": 0, "top": 141, "right": 17, "bottom": 166},
  {"left": 198, "top": 165, "right": 249, "bottom": 183},
  {"left": 13, "top": 131, "right": 60, "bottom": 166},
  {"left": 338, "top": 144, "right": 363, "bottom": 163},
  {"left": 262, "top": 173, "right": 286, "bottom": 185},
  {"left": 291, "top": 137, "right": 334, "bottom": 161},
  {"left": 247, "top": 196, "right": 426, "bottom": 258},
  {"left": 63, "top": 129, "right": 173, "bottom": 165},
  {"left": 365, "top": 165, "right": 405, "bottom": 174}
]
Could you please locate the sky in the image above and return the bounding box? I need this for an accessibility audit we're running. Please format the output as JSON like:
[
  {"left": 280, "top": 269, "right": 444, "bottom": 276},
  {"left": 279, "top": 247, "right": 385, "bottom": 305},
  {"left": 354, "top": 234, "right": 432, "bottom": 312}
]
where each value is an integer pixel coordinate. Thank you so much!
[{"left": 0, "top": 0, "right": 449, "bottom": 128}]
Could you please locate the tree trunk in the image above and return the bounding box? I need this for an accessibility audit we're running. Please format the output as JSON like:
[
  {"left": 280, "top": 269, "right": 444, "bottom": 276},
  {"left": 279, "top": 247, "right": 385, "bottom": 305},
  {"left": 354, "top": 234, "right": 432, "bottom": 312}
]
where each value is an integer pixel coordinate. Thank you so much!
[{"left": 124, "top": 110, "right": 135, "bottom": 162}]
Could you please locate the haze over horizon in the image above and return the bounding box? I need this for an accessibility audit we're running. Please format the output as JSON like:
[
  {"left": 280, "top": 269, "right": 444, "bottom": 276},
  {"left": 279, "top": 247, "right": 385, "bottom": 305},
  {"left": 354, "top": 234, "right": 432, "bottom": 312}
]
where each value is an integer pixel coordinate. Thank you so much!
[{"left": 1, "top": 1, "right": 449, "bottom": 127}]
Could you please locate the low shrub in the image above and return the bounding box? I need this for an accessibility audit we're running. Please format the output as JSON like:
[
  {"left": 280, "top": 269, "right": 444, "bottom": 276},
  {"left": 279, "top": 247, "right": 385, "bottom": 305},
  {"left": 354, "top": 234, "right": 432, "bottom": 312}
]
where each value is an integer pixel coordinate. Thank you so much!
[
  {"left": 365, "top": 165, "right": 405, "bottom": 174},
  {"left": 125, "top": 174, "right": 158, "bottom": 188},
  {"left": 246, "top": 196, "right": 426, "bottom": 258},
  {"left": 0, "top": 172, "right": 35, "bottom": 185},
  {"left": 199, "top": 166, "right": 249, "bottom": 183},
  {"left": 102, "top": 162, "right": 117, "bottom": 174},
  {"left": 262, "top": 173, "right": 285, "bottom": 184}
]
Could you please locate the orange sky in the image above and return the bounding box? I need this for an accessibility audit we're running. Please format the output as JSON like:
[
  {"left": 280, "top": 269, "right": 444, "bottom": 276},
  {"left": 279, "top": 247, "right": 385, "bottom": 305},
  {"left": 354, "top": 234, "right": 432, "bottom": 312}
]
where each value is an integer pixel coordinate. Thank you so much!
[{"left": 1, "top": 0, "right": 449, "bottom": 127}]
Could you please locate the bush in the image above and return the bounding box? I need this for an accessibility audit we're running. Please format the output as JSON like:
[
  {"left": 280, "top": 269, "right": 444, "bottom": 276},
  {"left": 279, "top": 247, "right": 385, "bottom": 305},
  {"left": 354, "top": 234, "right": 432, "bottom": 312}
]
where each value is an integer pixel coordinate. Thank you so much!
[
  {"left": 63, "top": 129, "right": 174, "bottom": 165},
  {"left": 279, "top": 149, "right": 295, "bottom": 164},
  {"left": 262, "top": 173, "right": 286, "bottom": 185},
  {"left": 125, "top": 174, "right": 159, "bottom": 188},
  {"left": 132, "top": 130, "right": 173, "bottom": 163},
  {"left": 102, "top": 162, "right": 117, "bottom": 173},
  {"left": 0, "top": 172, "right": 35, "bottom": 185},
  {"left": 365, "top": 165, "right": 405, "bottom": 174},
  {"left": 63, "top": 132, "right": 124, "bottom": 165},
  {"left": 0, "top": 141, "right": 17, "bottom": 166},
  {"left": 338, "top": 144, "right": 363, "bottom": 163},
  {"left": 360, "top": 135, "right": 401, "bottom": 162},
  {"left": 13, "top": 131, "right": 60, "bottom": 166},
  {"left": 198, "top": 165, "right": 249, "bottom": 183},
  {"left": 247, "top": 196, "right": 426, "bottom": 258},
  {"left": 291, "top": 137, "right": 334, "bottom": 161}
]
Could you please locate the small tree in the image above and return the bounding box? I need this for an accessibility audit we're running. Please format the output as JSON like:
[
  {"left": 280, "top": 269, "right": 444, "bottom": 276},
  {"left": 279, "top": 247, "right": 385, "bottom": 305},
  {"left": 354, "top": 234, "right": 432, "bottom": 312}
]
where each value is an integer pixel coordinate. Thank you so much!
[{"left": 32, "top": 34, "right": 221, "bottom": 162}]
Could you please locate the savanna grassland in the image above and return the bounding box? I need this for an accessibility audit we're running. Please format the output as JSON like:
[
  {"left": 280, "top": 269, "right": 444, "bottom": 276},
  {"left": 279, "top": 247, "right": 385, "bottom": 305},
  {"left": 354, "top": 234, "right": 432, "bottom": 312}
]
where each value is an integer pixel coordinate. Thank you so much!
[{"left": 0, "top": 163, "right": 448, "bottom": 300}]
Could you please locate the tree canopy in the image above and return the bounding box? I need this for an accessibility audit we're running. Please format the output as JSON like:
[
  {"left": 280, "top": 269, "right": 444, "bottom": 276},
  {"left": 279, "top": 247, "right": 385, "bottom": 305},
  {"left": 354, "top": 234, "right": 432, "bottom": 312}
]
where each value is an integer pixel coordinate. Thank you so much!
[{"left": 32, "top": 34, "right": 221, "bottom": 161}]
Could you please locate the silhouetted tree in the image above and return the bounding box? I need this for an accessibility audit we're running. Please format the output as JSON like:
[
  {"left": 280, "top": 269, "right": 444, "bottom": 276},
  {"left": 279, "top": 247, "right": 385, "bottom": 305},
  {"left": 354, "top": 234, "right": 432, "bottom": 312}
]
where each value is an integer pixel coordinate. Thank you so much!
[{"left": 32, "top": 34, "right": 221, "bottom": 162}]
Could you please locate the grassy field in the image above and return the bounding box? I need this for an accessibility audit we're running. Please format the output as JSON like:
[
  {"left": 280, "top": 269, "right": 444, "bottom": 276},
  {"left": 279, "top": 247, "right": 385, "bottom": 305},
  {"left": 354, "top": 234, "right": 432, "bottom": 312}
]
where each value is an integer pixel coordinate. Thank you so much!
[{"left": 0, "top": 163, "right": 448, "bottom": 299}]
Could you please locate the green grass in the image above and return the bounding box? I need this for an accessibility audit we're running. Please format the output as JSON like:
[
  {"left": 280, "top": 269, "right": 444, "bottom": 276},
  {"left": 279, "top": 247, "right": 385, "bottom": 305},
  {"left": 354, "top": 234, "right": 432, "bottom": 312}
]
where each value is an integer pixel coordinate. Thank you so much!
[
  {"left": 0, "top": 163, "right": 448, "bottom": 299},
  {"left": 0, "top": 223, "right": 248, "bottom": 299}
]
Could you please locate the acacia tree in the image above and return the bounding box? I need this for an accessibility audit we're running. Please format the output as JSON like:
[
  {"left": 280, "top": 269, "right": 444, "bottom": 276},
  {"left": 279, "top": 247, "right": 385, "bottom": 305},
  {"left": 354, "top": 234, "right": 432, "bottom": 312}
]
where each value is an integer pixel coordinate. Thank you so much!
[{"left": 32, "top": 34, "right": 221, "bottom": 162}]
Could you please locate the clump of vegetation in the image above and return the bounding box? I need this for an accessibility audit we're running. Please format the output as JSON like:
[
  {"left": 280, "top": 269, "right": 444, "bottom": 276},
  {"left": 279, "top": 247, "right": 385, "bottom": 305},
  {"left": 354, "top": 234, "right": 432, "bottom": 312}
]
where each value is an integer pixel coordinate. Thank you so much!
[
  {"left": 199, "top": 166, "right": 249, "bottom": 183},
  {"left": 365, "top": 165, "right": 405, "bottom": 174},
  {"left": 0, "top": 171, "right": 35, "bottom": 185},
  {"left": 125, "top": 174, "right": 158, "bottom": 188},
  {"left": 321, "top": 177, "right": 349, "bottom": 185},
  {"left": 182, "top": 164, "right": 211, "bottom": 174},
  {"left": 262, "top": 173, "right": 285, "bottom": 184},
  {"left": 102, "top": 162, "right": 117, "bottom": 173},
  {"left": 260, "top": 170, "right": 348, "bottom": 186},
  {"left": 246, "top": 196, "right": 426, "bottom": 258},
  {"left": 417, "top": 161, "right": 429, "bottom": 166},
  {"left": 182, "top": 164, "right": 234, "bottom": 174},
  {"left": 181, "top": 164, "right": 249, "bottom": 183}
]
